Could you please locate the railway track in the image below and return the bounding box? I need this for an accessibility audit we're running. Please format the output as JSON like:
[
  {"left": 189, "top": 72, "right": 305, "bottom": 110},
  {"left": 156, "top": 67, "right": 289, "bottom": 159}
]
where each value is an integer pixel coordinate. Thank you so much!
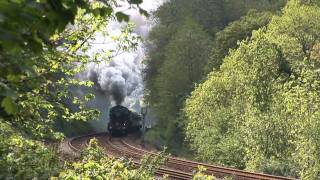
[
  {"left": 68, "top": 133, "right": 297, "bottom": 180},
  {"left": 69, "top": 133, "right": 192, "bottom": 179}
]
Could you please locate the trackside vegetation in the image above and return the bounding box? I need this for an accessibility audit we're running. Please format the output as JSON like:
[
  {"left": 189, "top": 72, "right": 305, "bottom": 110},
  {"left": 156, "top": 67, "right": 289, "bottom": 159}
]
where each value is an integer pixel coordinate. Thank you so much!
[
  {"left": 1, "top": 0, "right": 320, "bottom": 179},
  {"left": 144, "top": 0, "right": 287, "bottom": 155},
  {"left": 184, "top": 1, "right": 320, "bottom": 178},
  {"left": 0, "top": 0, "right": 217, "bottom": 179}
]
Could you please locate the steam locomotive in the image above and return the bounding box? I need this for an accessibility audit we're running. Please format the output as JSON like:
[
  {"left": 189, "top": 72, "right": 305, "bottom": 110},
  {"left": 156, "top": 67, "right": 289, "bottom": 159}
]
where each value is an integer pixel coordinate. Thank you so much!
[{"left": 108, "top": 105, "right": 142, "bottom": 136}]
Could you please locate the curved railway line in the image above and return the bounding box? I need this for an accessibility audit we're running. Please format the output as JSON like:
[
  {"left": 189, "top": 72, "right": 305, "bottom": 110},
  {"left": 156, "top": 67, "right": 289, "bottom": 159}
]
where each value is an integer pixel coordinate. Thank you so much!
[{"left": 68, "top": 133, "right": 297, "bottom": 180}]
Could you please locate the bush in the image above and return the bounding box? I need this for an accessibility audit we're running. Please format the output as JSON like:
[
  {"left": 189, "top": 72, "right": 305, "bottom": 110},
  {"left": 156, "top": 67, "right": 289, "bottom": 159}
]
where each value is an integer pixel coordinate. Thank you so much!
[
  {"left": 56, "top": 139, "right": 167, "bottom": 180},
  {"left": 0, "top": 121, "right": 61, "bottom": 179}
]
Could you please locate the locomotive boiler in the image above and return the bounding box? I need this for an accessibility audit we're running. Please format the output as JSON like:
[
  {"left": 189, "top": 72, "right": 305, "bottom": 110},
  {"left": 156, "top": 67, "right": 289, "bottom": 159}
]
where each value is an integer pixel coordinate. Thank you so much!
[{"left": 108, "top": 105, "right": 142, "bottom": 136}]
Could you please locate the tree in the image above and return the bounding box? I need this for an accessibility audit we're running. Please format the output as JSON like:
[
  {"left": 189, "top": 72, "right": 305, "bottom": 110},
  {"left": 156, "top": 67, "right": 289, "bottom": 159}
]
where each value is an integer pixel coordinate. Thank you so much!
[
  {"left": 0, "top": 122, "right": 60, "bottom": 179},
  {"left": 56, "top": 139, "right": 168, "bottom": 180},
  {"left": 184, "top": 1, "right": 320, "bottom": 178},
  {"left": 0, "top": 0, "right": 145, "bottom": 178},
  {"left": 146, "top": 18, "right": 212, "bottom": 152},
  {"left": 144, "top": 0, "right": 286, "bottom": 154},
  {"left": 0, "top": 0, "right": 144, "bottom": 139},
  {"left": 222, "top": 0, "right": 286, "bottom": 22},
  {"left": 206, "top": 10, "right": 274, "bottom": 73}
]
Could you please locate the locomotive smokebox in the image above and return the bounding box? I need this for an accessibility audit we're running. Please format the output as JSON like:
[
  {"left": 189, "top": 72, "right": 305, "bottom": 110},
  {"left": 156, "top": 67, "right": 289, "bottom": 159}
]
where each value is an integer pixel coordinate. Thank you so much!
[
  {"left": 108, "top": 105, "right": 142, "bottom": 137},
  {"left": 109, "top": 105, "right": 130, "bottom": 124}
]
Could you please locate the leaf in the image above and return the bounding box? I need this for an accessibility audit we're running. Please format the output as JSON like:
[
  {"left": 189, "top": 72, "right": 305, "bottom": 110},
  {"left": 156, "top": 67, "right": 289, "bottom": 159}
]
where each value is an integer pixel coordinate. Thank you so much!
[
  {"left": 139, "top": 8, "right": 149, "bottom": 17},
  {"left": 6, "top": 74, "right": 20, "bottom": 82},
  {"left": 115, "top": 12, "right": 129, "bottom": 22},
  {"left": 0, "top": 83, "right": 15, "bottom": 97},
  {"left": 1, "top": 96, "right": 18, "bottom": 114},
  {"left": 129, "top": 0, "right": 143, "bottom": 4},
  {"left": 99, "top": 7, "right": 112, "bottom": 17}
]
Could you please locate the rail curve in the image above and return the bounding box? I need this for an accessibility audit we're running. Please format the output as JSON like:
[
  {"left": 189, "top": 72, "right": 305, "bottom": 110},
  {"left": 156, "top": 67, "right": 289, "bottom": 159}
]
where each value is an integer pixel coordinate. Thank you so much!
[{"left": 68, "top": 133, "right": 297, "bottom": 180}]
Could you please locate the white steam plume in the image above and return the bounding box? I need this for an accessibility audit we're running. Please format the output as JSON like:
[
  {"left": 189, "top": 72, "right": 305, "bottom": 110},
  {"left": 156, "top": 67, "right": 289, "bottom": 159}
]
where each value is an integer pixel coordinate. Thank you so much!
[
  {"left": 73, "top": 1, "right": 163, "bottom": 132},
  {"left": 84, "top": 54, "right": 143, "bottom": 106}
]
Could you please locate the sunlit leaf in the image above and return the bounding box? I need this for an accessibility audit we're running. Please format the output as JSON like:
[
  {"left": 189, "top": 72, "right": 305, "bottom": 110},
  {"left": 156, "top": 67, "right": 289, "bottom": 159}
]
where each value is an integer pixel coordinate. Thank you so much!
[{"left": 1, "top": 96, "right": 18, "bottom": 114}]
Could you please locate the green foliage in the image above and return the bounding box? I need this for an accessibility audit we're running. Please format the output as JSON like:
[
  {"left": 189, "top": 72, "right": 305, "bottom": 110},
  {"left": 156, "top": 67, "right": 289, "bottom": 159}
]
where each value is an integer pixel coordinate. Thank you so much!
[
  {"left": 0, "top": 0, "right": 143, "bottom": 139},
  {"left": 0, "top": 0, "right": 153, "bottom": 179},
  {"left": 0, "top": 0, "right": 145, "bottom": 53},
  {"left": 222, "top": 0, "right": 286, "bottom": 22},
  {"left": 0, "top": 121, "right": 61, "bottom": 179},
  {"left": 55, "top": 118, "right": 95, "bottom": 137},
  {"left": 57, "top": 138, "right": 167, "bottom": 180},
  {"left": 207, "top": 10, "right": 275, "bottom": 73},
  {"left": 144, "top": 0, "right": 286, "bottom": 155},
  {"left": 184, "top": 1, "right": 320, "bottom": 178},
  {"left": 192, "top": 166, "right": 215, "bottom": 180},
  {"left": 146, "top": 18, "right": 212, "bottom": 152}
]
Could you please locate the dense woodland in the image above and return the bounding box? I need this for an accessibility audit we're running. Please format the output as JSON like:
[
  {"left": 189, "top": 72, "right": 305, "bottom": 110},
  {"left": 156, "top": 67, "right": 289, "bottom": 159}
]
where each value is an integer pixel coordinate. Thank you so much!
[
  {"left": 144, "top": 0, "right": 286, "bottom": 152},
  {"left": 1, "top": 0, "right": 320, "bottom": 179},
  {"left": 0, "top": 0, "right": 171, "bottom": 179},
  {"left": 144, "top": 0, "right": 320, "bottom": 178}
]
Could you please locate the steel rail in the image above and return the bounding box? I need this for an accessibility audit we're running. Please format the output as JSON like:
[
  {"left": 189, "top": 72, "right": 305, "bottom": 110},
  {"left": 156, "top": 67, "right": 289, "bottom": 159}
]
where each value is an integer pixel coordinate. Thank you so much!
[
  {"left": 68, "top": 133, "right": 298, "bottom": 180},
  {"left": 68, "top": 133, "right": 192, "bottom": 179},
  {"left": 105, "top": 137, "right": 193, "bottom": 179},
  {"left": 120, "top": 138, "right": 297, "bottom": 180}
]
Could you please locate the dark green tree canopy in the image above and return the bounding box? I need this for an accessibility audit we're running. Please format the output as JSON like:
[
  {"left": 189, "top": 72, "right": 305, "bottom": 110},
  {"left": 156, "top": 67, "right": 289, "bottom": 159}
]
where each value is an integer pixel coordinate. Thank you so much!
[{"left": 206, "top": 10, "right": 275, "bottom": 73}]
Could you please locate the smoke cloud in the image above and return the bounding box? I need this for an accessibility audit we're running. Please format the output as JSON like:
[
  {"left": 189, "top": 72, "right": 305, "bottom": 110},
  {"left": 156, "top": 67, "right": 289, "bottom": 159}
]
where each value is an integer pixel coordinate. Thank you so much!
[
  {"left": 84, "top": 56, "right": 142, "bottom": 106},
  {"left": 72, "top": 1, "right": 163, "bottom": 132},
  {"left": 110, "top": 81, "right": 126, "bottom": 105}
]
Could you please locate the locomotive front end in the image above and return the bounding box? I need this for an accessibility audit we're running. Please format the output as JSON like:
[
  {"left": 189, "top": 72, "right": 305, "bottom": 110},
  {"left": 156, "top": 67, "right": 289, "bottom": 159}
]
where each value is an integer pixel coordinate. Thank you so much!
[{"left": 108, "top": 105, "right": 142, "bottom": 137}]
